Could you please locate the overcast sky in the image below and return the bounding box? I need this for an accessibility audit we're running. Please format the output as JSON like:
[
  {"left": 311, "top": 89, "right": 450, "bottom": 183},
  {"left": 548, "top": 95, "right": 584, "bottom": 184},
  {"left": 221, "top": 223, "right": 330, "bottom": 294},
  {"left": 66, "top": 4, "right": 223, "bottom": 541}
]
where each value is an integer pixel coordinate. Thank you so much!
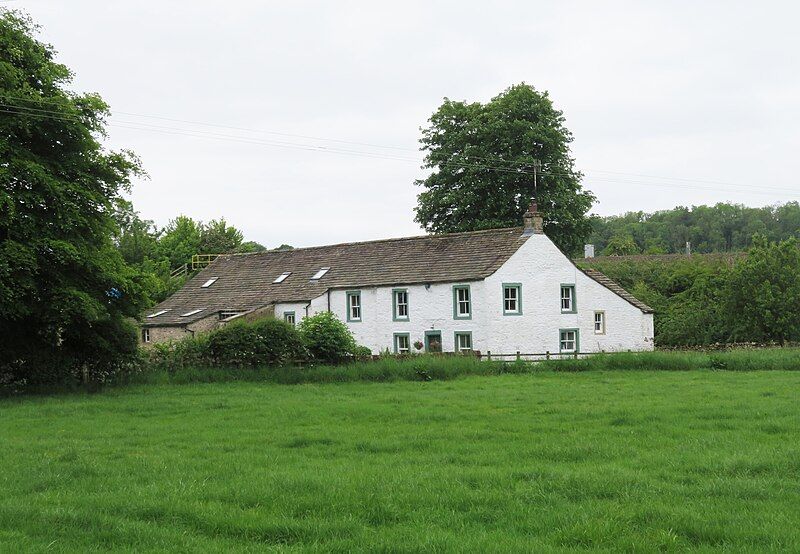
[{"left": 12, "top": 1, "right": 800, "bottom": 247}]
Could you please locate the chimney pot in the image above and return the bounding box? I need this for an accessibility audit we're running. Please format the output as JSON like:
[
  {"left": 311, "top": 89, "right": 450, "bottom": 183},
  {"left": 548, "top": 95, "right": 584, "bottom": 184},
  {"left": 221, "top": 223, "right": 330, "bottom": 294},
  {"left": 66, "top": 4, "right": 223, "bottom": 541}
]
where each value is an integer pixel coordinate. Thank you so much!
[{"left": 523, "top": 199, "right": 544, "bottom": 235}]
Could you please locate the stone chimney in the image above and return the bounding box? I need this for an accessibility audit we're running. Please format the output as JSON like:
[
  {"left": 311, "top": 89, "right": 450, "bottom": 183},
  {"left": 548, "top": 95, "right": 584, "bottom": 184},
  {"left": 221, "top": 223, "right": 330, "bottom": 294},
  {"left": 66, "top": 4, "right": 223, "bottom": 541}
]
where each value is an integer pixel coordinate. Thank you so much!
[{"left": 522, "top": 199, "right": 544, "bottom": 235}]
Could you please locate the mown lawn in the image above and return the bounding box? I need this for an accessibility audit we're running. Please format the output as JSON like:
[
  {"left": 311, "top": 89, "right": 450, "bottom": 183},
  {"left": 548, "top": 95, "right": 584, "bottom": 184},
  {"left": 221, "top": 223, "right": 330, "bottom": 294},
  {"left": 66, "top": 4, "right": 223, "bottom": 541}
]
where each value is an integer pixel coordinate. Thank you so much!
[{"left": 1, "top": 371, "right": 798, "bottom": 552}]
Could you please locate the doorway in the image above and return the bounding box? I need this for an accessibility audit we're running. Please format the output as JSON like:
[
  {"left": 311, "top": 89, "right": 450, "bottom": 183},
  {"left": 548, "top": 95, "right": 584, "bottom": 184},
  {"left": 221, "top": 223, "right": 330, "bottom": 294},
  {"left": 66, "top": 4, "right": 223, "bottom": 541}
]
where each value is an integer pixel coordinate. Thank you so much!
[{"left": 425, "top": 330, "right": 442, "bottom": 353}]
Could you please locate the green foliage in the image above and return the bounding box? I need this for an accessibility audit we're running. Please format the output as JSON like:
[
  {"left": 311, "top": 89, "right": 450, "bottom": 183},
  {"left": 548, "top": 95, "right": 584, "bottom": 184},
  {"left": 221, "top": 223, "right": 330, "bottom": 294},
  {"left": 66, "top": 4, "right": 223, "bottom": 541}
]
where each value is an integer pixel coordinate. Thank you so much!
[
  {"left": 0, "top": 10, "right": 145, "bottom": 387},
  {"left": 602, "top": 233, "right": 639, "bottom": 256},
  {"left": 199, "top": 218, "right": 243, "bottom": 255},
  {"left": 116, "top": 208, "right": 282, "bottom": 304},
  {"left": 582, "top": 238, "right": 800, "bottom": 347},
  {"left": 414, "top": 83, "right": 595, "bottom": 255},
  {"left": 236, "top": 240, "right": 267, "bottom": 253},
  {"left": 589, "top": 202, "right": 800, "bottom": 255},
  {"left": 297, "top": 311, "right": 357, "bottom": 363},
  {"left": 157, "top": 216, "right": 202, "bottom": 270},
  {"left": 207, "top": 318, "right": 305, "bottom": 366},
  {"left": 727, "top": 237, "right": 800, "bottom": 345}
]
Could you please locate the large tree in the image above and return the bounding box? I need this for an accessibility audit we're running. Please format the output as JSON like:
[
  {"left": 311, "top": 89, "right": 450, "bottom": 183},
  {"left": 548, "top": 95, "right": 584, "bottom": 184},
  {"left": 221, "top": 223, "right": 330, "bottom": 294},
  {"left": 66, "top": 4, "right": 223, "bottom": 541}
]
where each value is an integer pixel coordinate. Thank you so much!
[
  {"left": 727, "top": 236, "right": 800, "bottom": 345},
  {"left": 0, "top": 10, "right": 146, "bottom": 386},
  {"left": 414, "top": 83, "right": 595, "bottom": 255}
]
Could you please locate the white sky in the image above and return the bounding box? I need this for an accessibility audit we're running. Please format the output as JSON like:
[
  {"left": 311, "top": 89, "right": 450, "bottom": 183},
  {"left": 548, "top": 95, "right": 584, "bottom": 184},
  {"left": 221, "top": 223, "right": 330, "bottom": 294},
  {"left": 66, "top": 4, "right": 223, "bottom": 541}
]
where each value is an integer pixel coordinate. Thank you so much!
[{"left": 12, "top": 1, "right": 800, "bottom": 247}]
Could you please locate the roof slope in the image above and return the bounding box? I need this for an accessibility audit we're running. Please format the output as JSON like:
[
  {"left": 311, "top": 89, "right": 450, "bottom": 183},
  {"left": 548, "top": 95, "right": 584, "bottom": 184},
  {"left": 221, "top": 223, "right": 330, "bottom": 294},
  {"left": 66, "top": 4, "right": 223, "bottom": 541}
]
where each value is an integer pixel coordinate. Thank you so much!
[
  {"left": 579, "top": 268, "right": 654, "bottom": 313},
  {"left": 145, "top": 227, "right": 530, "bottom": 326}
]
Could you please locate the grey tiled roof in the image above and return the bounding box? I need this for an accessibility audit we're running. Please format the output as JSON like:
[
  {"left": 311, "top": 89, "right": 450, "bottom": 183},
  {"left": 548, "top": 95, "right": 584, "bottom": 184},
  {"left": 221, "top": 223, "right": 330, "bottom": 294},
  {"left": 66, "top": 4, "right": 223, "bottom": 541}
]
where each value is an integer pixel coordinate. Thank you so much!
[
  {"left": 579, "top": 268, "right": 654, "bottom": 313},
  {"left": 144, "top": 227, "right": 530, "bottom": 326}
]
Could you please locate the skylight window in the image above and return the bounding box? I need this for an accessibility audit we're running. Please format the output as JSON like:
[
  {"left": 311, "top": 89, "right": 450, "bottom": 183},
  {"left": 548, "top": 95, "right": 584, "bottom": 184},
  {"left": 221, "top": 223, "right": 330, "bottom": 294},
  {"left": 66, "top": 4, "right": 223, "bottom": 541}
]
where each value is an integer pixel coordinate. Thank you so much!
[
  {"left": 201, "top": 278, "right": 218, "bottom": 288},
  {"left": 181, "top": 309, "right": 204, "bottom": 317},
  {"left": 310, "top": 267, "right": 330, "bottom": 280},
  {"left": 273, "top": 271, "right": 292, "bottom": 284},
  {"left": 146, "top": 309, "right": 169, "bottom": 318}
]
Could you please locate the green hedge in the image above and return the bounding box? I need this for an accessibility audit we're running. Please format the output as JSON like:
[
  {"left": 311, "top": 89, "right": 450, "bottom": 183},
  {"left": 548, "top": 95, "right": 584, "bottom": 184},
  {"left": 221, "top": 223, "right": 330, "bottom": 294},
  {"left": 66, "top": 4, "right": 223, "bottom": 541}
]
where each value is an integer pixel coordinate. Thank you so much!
[{"left": 147, "top": 313, "right": 359, "bottom": 369}]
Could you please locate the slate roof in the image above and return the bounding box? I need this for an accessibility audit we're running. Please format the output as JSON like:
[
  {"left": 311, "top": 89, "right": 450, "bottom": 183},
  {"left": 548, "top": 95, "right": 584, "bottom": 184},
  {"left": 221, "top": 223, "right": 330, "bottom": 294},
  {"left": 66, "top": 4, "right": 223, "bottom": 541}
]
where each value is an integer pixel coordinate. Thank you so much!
[
  {"left": 143, "top": 227, "right": 530, "bottom": 326},
  {"left": 579, "top": 268, "right": 654, "bottom": 313}
]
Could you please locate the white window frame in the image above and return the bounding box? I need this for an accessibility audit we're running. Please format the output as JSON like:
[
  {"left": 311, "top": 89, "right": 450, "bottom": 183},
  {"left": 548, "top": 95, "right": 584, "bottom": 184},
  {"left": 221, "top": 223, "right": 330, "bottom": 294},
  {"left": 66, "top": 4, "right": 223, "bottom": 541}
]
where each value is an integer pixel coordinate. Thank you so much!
[
  {"left": 146, "top": 309, "right": 169, "bottom": 318},
  {"left": 181, "top": 308, "right": 204, "bottom": 317},
  {"left": 284, "top": 311, "right": 296, "bottom": 326},
  {"left": 273, "top": 272, "right": 292, "bottom": 284},
  {"left": 560, "top": 285, "right": 575, "bottom": 313},
  {"left": 347, "top": 291, "right": 361, "bottom": 322},
  {"left": 394, "top": 333, "right": 410, "bottom": 354},
  {"left": 503, "top": 283, "right": 522, "bottom": 315},
  {"left": 594, "top": 311, "right": 606, "bottom": 335},
  {"left": 393, "top": 289, "right": 409, "bottom": 320},
  {"left": 453, "top": 285, "right": 471, "bottom": 319},
  {"left": 219, "top": 311, "right": 243, "bottom": 320},
  {"left": 560, "top": 329, "right": 578, "bottom": 353},
  {"left": 201, "top": 278, "right": 218, "bottom": 288},
  {"left": 455, "top": 332, "right": 473, "bottom": 352},
  {"left": 311, "top": 267, "right": 330, "bottom": 280},
  {"left": 142, "top": 328, "right": 150, "bottom": 343}
]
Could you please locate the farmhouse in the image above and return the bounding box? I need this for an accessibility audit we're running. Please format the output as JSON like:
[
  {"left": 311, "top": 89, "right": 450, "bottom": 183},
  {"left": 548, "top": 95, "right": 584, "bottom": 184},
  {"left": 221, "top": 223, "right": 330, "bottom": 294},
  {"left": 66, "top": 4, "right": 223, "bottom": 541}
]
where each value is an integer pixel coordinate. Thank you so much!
[{"left": 140, "top": 203, "right": 654, "bottom": 355}]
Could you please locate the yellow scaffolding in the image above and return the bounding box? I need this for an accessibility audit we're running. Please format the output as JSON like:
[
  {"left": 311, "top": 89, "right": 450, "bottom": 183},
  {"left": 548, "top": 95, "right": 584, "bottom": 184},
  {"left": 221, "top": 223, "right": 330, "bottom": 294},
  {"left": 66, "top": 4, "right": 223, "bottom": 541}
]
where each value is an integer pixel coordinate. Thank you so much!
[{"left": 191, "top": 254, "right": 220, "bottom": 270}]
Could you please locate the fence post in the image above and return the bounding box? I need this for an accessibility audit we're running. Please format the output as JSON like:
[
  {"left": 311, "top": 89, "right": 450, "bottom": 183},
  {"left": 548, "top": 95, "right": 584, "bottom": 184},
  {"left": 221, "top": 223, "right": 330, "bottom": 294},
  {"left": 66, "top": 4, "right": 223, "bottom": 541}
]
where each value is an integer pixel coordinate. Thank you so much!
[
  {"left": 516, "top": 351, "right": 521, "bottom": 362},
  {"left": 574, "top": 351, "right": 578, "bottom": 359},
  {"left": 546, "top": 351, "right": 550, "bottom": 360},
  {"left": 487, "top": 350, "right": 491, "bottom": 361}
]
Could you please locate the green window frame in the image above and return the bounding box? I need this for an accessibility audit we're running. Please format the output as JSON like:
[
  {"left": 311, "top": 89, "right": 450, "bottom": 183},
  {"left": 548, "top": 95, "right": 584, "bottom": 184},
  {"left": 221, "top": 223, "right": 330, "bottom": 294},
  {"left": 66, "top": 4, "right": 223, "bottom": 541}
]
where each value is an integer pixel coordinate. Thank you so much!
[
  {"left": 559, "top": 328, "right": 580, "bottom": 353},
  {"left": 454, "top": 331, "right": 473, "bottom": 353},
  {"left": 502, "top": 283, "right": 522, "bottom": 315},
  {"left": 393, "top": 333, "right": 411, "bottom": 354},
  {"left": 346, "top": 290, "right": 361, "bottom": 322},
  {"left": 392, "top": 288, "right": 409, "bottom": 321},
  {"left": 283, "top": 311, "right": 296, "bottom": 326},
  {"left": 560, "top": 284, "right": 576, "bottom": 313},
  {"left": 452, "top": 284, "right": 472, "bottom": 320}
]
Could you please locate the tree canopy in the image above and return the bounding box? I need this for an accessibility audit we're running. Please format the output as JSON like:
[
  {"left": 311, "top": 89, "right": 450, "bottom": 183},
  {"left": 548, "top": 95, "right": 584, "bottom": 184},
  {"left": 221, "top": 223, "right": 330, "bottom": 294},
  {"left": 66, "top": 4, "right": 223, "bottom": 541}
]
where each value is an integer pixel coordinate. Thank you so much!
[
  {"left": 0, "top": 10, "right": 146, "bottom": 384},
  {"left": 414, "top": 83, "right": 595, "bottom": 255},
  {"left": 588, "top": 202, "right": 800, "bottom": 255},
  {"left": 116, "top": 209, "right": 273, "bottom": 303}
]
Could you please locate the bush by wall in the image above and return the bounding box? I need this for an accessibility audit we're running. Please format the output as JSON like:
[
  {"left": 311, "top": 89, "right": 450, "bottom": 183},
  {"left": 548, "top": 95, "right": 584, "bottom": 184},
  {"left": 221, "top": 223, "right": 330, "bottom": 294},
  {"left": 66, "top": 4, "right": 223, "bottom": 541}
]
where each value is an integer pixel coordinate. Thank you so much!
[
  {"left": 146, "top": 314, "right": 361, "bottom": 370},
  {"left": 297, "top": 312, "right": 357, "bottom": 364},
  {"left": 580, "top": 237, "right": 800, "bottom": 347},
  {"left": 207, "top": 318, "right": 305, "bottom": 366}
]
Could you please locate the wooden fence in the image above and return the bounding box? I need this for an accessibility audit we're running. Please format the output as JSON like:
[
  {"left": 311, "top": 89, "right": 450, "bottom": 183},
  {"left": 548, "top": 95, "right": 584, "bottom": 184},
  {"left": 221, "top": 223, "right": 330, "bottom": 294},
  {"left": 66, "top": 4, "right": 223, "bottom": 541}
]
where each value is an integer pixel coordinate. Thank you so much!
[{"left": 477, "top": 350, "right": 612, "bottom": 362}]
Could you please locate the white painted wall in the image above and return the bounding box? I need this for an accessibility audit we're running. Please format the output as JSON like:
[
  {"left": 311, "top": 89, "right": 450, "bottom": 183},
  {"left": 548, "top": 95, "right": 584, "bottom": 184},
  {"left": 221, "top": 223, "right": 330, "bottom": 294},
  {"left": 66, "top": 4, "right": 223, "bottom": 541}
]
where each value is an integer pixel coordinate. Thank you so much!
[
  {"left": 275, "top": 302, "right": 311, "bottom": 327},
  {"left": 282, "top": 233, "right": 653, "bottom": 355},
  {"left": 484, "top": 234, "right": 654, "bottom": 355},
  {"left": 307, "top": 282, "right": 487, "bottom": 354}
]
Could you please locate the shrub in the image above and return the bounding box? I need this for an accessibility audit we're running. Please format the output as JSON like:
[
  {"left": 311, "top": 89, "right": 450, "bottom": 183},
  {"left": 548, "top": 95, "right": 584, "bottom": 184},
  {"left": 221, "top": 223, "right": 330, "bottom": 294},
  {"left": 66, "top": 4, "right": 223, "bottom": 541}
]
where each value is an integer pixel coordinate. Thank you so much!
[
  {"left": 297, "top": 312, "right": 356, "bottom": 363},
  {"left": 207, "top": 317, "right": 305, "bottom": 366},
  {"left": 353, "top": 346, "right": 373, "bottom": 361},
  {"left": 147, "top": 333, "right": 211, "bottom": 370}
]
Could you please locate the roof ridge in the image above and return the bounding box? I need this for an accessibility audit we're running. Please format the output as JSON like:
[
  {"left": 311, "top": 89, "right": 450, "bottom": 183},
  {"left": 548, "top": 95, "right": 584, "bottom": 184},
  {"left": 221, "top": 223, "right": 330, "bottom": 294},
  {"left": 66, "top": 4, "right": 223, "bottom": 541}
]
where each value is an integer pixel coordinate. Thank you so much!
[{"left": 223, "top": 226, "right": 524, "bottom": 258}]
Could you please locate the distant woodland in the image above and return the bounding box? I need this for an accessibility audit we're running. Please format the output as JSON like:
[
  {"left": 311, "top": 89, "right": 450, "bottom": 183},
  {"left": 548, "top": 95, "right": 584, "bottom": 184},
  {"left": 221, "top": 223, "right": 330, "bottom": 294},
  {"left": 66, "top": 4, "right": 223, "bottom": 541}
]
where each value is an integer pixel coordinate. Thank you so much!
[{"left": 588, "top": 202, "right": 800, "bottom": 255}]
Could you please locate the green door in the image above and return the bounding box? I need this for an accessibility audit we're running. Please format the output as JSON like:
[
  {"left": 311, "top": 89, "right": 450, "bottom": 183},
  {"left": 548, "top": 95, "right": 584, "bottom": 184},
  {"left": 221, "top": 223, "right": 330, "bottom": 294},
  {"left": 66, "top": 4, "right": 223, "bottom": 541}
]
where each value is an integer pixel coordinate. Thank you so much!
[{"left": 425, "top": 331, "right": 442, "bottom": 353}]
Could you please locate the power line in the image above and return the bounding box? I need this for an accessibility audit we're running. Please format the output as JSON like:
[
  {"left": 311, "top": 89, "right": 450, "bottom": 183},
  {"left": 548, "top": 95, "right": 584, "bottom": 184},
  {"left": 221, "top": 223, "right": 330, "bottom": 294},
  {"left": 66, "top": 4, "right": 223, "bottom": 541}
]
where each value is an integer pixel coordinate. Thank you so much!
[
  {"left": 1, "top": 98, "right": 798, "bottom": 198},
  {"left": 3, "top": 91, "right": 795, "bottom": 193}
]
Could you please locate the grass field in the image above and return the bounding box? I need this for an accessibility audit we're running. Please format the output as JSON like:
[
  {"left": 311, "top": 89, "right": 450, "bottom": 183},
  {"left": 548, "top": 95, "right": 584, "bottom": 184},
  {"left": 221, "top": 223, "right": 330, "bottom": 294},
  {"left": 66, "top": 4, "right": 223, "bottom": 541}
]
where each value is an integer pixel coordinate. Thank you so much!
[{"left": 1, "top": 371, "right": 799, "bottom": 552}]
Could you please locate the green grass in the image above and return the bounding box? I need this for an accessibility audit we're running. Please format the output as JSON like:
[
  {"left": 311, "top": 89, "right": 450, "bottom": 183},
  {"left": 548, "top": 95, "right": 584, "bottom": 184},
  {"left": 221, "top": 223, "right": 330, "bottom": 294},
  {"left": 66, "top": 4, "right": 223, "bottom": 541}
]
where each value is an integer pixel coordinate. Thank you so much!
[
  {"left": 1, "top": 371, "right": 799, "bottom": 551},
  {"left": 126, "top": 348, "right": 800, "bottom": 389}
]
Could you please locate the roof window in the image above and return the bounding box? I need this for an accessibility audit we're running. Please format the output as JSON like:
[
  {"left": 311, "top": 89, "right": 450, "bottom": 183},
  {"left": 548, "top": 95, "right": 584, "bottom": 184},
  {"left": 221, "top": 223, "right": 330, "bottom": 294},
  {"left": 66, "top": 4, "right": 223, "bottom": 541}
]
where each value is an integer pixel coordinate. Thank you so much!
[
  {"left": 311, "top": 267, "right": 330, "bottom": 280},
  {"left": 146, "top": 309, "right": 169, "bottom": 318},
  {"left": 273, "top": 271, "right": 292, "bottom": 284},
  {"left": 201, "top": 278, "right": 218, "bottom": 288},
  {"left": 181, "top": 309, "right": 204, "bottom": 317}
]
